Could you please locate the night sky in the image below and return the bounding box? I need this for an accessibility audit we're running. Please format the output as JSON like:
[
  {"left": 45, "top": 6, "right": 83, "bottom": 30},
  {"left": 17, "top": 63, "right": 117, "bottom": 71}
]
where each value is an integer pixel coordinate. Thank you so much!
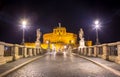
[{"left": 0, "top": 0, "right": 120, "bottom": 44}]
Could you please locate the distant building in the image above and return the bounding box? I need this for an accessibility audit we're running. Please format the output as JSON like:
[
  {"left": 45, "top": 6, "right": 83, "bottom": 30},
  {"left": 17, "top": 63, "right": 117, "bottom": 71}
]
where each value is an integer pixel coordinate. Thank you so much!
[
  {"left": 25, "top": 23, "right": 77, "bottom": 51},
  {"left": 43, "top": 23, "right": 77, "bottom": 46}
]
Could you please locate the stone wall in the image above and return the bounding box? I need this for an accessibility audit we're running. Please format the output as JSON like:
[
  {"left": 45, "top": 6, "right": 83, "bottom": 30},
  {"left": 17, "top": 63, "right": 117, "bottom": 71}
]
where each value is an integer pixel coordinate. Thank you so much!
[
  {"left": 74, "top": 41, "right": 120, "bottom": 64},
  {"left": 0, "top": 41, "right": 46, "bottom": 65}
]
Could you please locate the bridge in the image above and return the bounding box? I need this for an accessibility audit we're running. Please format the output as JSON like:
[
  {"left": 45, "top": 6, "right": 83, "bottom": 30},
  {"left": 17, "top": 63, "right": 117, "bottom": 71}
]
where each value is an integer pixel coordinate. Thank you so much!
[{"left": 0, "top": 41, "right": 120, "bottom": 77}]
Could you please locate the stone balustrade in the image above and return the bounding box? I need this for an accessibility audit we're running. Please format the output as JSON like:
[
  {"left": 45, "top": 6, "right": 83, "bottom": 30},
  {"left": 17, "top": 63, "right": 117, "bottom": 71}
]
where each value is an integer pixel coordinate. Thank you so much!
[
  {"left": 75, "top": 41, "right": 120, "bottom": 64},
  {"left": 0, "top": 41, "right": 46, "bottom": 65}
]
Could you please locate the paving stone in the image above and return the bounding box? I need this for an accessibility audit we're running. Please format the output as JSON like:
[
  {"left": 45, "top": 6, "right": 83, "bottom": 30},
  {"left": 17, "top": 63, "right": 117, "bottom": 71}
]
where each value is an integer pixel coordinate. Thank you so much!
[{"left": 5, "top": 53, "right": 119, "bottom": 77}]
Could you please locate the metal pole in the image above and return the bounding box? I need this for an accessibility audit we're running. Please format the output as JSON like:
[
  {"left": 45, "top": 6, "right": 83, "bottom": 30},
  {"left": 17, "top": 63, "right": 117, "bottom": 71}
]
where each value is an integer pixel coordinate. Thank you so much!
[
  {"left": 96, "top": 28, "right": 99, "bottom": 45},
  {"left": 22, "top": 28, "right": 25, "bottom": 45}
]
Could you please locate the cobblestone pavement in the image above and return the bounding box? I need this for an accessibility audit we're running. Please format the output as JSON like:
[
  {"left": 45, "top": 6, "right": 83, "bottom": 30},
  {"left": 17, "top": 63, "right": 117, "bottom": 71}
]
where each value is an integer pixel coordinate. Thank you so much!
[
  {"left": 5, "top": 52, "right": 119, "bottom": 77},
  {"left": 0, "top": 56, "right": 41, "bottom": 74},
  {"left": 84, "top": 56, "right": 120, "bottom": 71}
]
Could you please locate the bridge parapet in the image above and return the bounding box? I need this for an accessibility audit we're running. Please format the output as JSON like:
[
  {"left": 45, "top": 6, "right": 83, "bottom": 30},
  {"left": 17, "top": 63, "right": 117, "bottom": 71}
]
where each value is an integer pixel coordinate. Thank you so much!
[
  {"left": 72, "top": 41, "right": 120, "bottom": 64},
  {"left": 0, "top": 41, "right": 45, "bottom": 65}
]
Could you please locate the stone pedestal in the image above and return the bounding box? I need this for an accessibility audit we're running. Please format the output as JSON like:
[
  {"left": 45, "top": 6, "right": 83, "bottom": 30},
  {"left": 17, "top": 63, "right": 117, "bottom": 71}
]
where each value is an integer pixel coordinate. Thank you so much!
[
  {"left": 23, "top": 47, "right": 27, "bottom": 57},
  {"left": 115, "top": 43, "right": 120, "bottom": 64},
  {"left": 35, "top": 41, "right": 40, "bottom": 48},
  {"left": 81, "top": 48, "right": 84, "bottom": 55},
  {"left": 102, "top": 44, "right": 109, "bottom": 60},
  {"left": 88, "top": 47, "right": 92, "bottom": 56},
  {"left": 79, "top": 39, "right": 85, "bottom": 48},
  {"left": 83, "top": 48, "right": 87, "bottom": 55},
  {"left": 78, "top": 39, "right": 85, "bottom": 55},
  {"left": 93, "top": 46, "right": 97, "bottom": 57},
  {"left": 33, "top": 48, "right": 36, "bottom": 56},
  {"left": 0, "top": 42, "right": 6, "bottom": 65},
  {"left": 13, "top": 44, "right": 20, "bottom": 60},
  {"left": 78, "top": 48, "right": 82, "bottom": 55},
  {"left": 36, "top": 48, "right": 40, "bottom": 55},
  {"left": 29, "top": 48, "right": 33, "bottom": 56},
  {"left": 35, "top": 41, "right": 41, "bottom": 55}
]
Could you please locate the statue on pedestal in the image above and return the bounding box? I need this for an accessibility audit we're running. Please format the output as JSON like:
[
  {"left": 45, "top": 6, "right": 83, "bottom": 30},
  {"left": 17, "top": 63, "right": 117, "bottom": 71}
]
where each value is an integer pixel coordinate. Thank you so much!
[
  {"left": 36, "top": 28, "right": 41, "bottom": 42},
  {"left": 79, "top": 28, "right": 85, "bottom": 48},
  {"left": 79, "top": 28, "right": 84, "bottom": 41},
  {"left": 35, "top": 28, "right": 41, "bottom": 48}
]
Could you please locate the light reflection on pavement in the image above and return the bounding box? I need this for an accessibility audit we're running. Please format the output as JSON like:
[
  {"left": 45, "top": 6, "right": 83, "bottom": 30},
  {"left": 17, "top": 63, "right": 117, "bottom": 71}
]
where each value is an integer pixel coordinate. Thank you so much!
[{"left": 6, "top": 52, "right": 119, "bottom": 77}]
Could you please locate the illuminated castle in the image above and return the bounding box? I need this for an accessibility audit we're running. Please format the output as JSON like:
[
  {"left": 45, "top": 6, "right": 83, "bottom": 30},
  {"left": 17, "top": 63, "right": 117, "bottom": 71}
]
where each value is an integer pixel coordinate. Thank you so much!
[
  {"left": 42, "top": 23, "right": 77, "bottom": 50},
  {"left": 25, "top": 23, "right": 77, "bottom": 50}
]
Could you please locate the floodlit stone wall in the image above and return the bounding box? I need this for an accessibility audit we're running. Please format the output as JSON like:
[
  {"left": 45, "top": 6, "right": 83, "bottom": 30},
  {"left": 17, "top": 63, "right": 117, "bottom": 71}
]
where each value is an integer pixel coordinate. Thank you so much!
[
  {"left": 0, "top": 41, "right": 46, "bottom": 65},
  {"left": 75, "top": 41, "right": 120, "bottom": 64}
]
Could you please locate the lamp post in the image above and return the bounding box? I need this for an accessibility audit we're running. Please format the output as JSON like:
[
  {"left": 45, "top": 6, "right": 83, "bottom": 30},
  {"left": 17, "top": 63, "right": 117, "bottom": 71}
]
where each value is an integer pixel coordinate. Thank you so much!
[
  {"left": 94, "top": 20, "right": 100, "bottom": 45},
  {"left": 21, "top": 20, "right": 27, "bottom": 45}
]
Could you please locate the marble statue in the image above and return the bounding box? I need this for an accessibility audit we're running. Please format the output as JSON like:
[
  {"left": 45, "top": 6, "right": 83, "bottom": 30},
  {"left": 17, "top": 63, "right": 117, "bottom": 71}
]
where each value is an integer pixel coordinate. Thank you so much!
[
  {"left": 36, "top": 28, "right": 41, "bottom": 42},
  {"left": 79, "top": 28, "right": 84, "bottom": 40},
  {"left": 78, "top": 28, "right": 85, "bottom": 49},
  {"left": 35, "top": 28, "right": 41, "bottom": 48}
]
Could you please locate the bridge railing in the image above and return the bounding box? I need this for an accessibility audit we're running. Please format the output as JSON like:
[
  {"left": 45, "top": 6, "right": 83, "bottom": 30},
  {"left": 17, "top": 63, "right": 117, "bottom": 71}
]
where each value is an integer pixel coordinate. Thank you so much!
[
  {"left": 73, "top": 41, "right": 120, "bottom": 64},
  {"left": 0, "top": 41, "right": 46, "bottom": 65},
  {"left": 4, "top": 43, "right": 14, "bottom": 62}
]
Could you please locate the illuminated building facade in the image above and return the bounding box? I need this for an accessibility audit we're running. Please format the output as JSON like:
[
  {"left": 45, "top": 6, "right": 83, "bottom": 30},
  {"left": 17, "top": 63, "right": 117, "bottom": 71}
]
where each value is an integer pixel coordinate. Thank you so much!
[
  {"left": 25, "top": 23, "right": 77, "bottom": 50},
  {"left": 43, "top": 24, "right": 77, "bottom": 50}
]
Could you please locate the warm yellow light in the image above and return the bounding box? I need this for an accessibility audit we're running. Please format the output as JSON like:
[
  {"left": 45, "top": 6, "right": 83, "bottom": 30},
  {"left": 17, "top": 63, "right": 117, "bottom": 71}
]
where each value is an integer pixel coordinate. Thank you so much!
[
  {"left": 22, "top": 20, "right": 27, "bottom": 25},
  {"left": 64, "top": 45, "right": 67, "bottom": 49},
  {"left": 46, "top": 40, "right": 49, "bottom": 44},
  {"left": 71, "top": 40, "right": 74, "bottom": 43}
]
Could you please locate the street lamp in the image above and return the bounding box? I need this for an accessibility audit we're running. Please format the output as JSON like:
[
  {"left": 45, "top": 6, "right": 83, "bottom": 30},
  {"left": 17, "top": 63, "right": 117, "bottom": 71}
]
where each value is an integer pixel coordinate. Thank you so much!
[
  {"left": 21, "top": 20, "right": 27, "bottom": 45},
  {"left": 94, "top": 20, "right": 100, "bottom": 45}
]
